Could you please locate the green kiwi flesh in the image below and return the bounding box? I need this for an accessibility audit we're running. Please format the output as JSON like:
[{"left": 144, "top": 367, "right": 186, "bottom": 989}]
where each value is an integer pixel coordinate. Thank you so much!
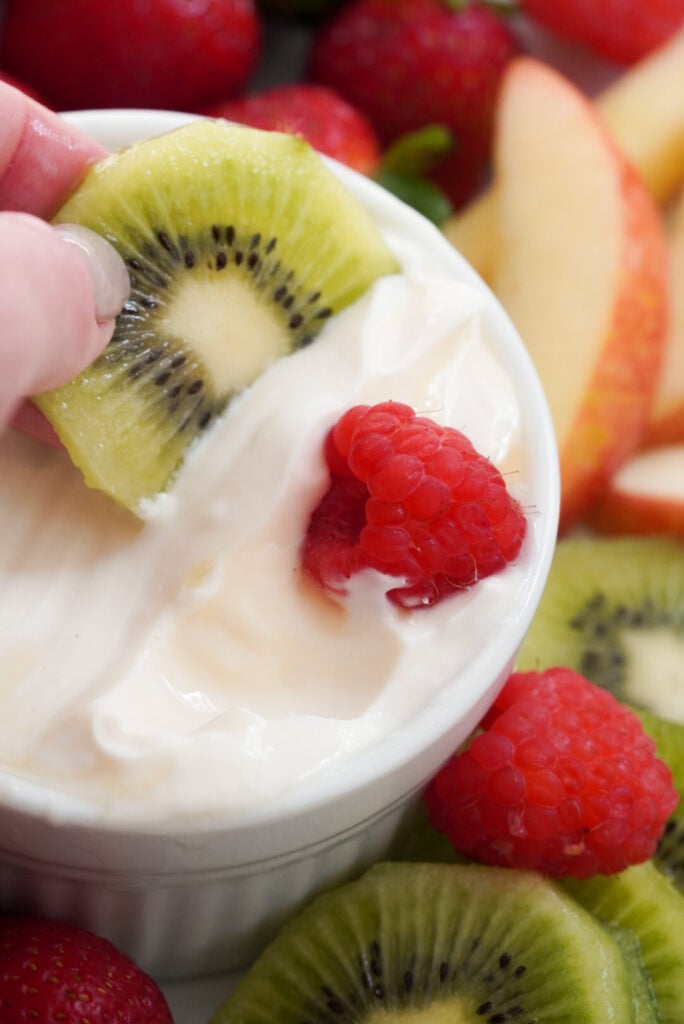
[
  {"left": 635, "top": 710, "right": 684, "bottom": 896},
  {"left": 36, "top": 120, "right": 399, "bottom": 512},
  {"left": 209, "top": 861, "right": 633, "bottom": 1024},
  {"left": 516, "top": 536, "right": 684, "bottom": 724},
  {"left": 563, "top": 861, "right": 684, "bottom": 1023}
]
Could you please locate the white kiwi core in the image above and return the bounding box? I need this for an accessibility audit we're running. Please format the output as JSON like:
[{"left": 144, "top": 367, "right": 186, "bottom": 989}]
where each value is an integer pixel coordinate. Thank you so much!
[
  {"left": 161, "top": 273, "right": 290, "bottom": 394},
  {"left": 622, "top": 627, "right": 684, "bottom": 724}
]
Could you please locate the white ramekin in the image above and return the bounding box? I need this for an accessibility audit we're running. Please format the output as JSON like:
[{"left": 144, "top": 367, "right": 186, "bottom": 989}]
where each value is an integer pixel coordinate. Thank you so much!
[{"left": 0, "top": 109, "right": 560, "bottom": 980}]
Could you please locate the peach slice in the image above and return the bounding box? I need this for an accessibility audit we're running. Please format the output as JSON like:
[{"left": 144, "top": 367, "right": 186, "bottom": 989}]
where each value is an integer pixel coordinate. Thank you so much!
[
  {"left": 492, "top": 57, "right": 668, "bottom": 533},
  {"left": 591, "top": 445, "right": 684, "bottom": 538}
]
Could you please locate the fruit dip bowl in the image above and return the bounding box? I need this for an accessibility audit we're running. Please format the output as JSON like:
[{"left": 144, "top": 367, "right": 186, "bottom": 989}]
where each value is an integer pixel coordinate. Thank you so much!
[{"left": 0, "top": 109, "right": 560, "bottom": 980}]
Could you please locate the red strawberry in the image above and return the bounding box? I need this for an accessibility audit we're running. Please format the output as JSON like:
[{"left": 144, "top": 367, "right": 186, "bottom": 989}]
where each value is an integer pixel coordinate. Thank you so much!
[
  {"left": 308, "top": 0, "right": 518, "bottom": 208},
  {"left": 520, "top": 0, "right": 684, "bottom": 65},
  {"left": 425, "top": 667, "right": 679, "bottom": 878},
  {"left": 205, "top": 83, "right": 382, "bottom": 175},
  {"left": 302, "top": 401, "right": 527, "bottom": 609},
  {"left": 0, "top": 0, "right": 262, "bottom": 112},
  {"left": 0, "top": 915, "right": 173, "bottom": 1023}
]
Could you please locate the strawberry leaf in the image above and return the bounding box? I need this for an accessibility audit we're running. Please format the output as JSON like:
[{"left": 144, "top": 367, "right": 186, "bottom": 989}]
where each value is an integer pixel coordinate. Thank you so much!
[
  {"left": 379, "top": 124, "right": 454, "bottom": 177},
  {"left": 373, "top": 169, "right": 453, "bottom": 226}
]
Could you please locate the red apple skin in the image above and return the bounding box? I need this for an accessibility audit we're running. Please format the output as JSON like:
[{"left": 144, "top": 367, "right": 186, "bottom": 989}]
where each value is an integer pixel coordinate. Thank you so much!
[
  {"left": 492, "top": 58, "right": 669, "bottom": 535},
  {"left": 640, "top": 194, "right": 684, "bottom": 449},
  {"left": 560, "top": 157, "right": 668, "bottom": 533},
  {"left": 642, "top": 405, "right": 684, "bottom": 448},
  {"left": 591, "top": 490, "right": 684, "bottom": 539}
]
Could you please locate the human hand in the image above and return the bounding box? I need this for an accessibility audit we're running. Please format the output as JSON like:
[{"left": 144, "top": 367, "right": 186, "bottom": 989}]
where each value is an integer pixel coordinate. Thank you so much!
[{"left": 0, "top": 81, "right": 130, "bottom": 442}]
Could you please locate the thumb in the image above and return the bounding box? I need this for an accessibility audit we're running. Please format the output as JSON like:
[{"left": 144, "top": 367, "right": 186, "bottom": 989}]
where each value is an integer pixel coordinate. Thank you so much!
[{"left": 0, "top": 212, "right": 129, "bottom": 427}]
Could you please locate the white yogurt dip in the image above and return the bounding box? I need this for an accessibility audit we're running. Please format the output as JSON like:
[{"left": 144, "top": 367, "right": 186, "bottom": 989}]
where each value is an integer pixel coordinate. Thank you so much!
[{"left": 0, "top": 208, "right": 538, "bottom": 826}]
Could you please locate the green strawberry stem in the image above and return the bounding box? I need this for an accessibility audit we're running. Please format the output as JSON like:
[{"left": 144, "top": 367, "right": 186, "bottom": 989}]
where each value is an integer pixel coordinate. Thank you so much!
[
  {"left": 380, "top": 123, "right": 454, "bottom": 175},
  {"left": 374, "top": 170, "right": 453, "bottom": 226}
]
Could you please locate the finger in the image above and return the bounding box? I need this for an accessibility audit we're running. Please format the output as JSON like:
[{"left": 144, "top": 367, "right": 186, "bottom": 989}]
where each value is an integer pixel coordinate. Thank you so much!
[
  {"left": 0, "top": 212, "right": 129, "bottom": 428},
  {"left": 0, "top": 79, "right": 106, "bottom": 216},
  {"left": 9, "top": 400, "right": 61, "bottom": 447}
]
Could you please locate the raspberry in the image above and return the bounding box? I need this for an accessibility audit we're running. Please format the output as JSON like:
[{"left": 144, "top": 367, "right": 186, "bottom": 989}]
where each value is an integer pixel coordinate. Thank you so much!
[
  {"left": 301, "top": 401, "right": 527, "bottom": 609},
  {"left": 425, "top": 667, "right": 679, "bottom": 879}
]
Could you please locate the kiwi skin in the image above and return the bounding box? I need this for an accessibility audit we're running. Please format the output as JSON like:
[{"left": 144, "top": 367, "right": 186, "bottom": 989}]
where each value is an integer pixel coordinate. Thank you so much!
[
  {"left": 37, "top": 120, "right": 399, "bottom": 513},
  {"left": 209, "top": 861, "right": 633, "bottom": 1023},
  {"left": 563, "top": 861, "right": 684, "bottom": 1024},
  {"left": 602, "top": 925, "right": 660, "bottom": 1024}
]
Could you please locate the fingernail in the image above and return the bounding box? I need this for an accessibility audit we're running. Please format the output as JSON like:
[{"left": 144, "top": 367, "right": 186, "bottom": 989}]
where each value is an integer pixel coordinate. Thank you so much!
[{"left": 53, "top": 223, "right": 130, "bottom": 322}]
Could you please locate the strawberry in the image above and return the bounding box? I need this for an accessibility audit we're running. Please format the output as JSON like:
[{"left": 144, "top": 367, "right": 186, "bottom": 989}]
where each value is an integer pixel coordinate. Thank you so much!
[
  {"left": 0, "top": 915, "right": 173, "bottom": 1023},
  {"left": 308, "top": 0, "right": 519, "bottom": 209},
  {"left": 205, "top": 83, "right": 382, "bottom": 175},
  {"left": 519, "top": 0, "right": 684, "bottom": 65},
  {"left": 0, "top": 0, "right": 262, "bottom": 112}
]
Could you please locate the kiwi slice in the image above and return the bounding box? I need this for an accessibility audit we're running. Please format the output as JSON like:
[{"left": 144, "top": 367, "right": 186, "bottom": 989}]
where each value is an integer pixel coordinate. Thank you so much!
[
  {"left": 36, "top": 119, "right": 399, "bottom": 512},
  {"left": 563, "top": 861, "right": 684, "bottom": 1023},
  {"left": 516, "top": 536, "right": 684, "bottom": 724},
  {"left": 634, "top": 709, "right": 684, "bottom": 896},
  {"left": 391, "top": 816, "right": 660, "bottom": 1020},
  {"left": 605, "top": 925, "right": 660, "bottom": 1024},
  {"left": 209, "top": 861, "right": 634, "bottom": 1023}
]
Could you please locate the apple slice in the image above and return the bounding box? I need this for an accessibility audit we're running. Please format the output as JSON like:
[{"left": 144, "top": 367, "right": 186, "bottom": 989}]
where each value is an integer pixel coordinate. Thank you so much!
[
  {"left": 492, "top": 57, "right": 667, "bottom": 533},
  {"left": 442, "top": 190, "right": 496, "bottom": 284},
  {"left": 643, "top": 191, "right": 684, "bottom": 446},
  {"left": 445, "top": 24, "right": 684, "bottom": 283},
  {"left": 590, "top": 445, "right": 684, "bottom": 537}
]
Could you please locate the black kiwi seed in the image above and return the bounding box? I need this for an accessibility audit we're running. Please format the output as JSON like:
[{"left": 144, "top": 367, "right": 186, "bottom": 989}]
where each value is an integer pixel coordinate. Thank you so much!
[{"left": 208, "top": 862, "right": 634, "bottom": 1023}]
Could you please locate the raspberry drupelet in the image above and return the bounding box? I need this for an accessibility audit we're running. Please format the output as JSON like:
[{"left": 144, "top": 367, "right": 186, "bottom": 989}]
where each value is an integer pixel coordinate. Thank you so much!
[
  {"left": 425, "top": 667, "right": 679, "bottom": 879},
  {"left": 301, "top": 401, "right": 527, "bottom": 609}
]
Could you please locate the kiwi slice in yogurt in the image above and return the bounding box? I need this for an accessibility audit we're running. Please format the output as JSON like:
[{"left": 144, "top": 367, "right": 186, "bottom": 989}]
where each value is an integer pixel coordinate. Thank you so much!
[
  {"left": 563, "top": 861, "right": 684, "bottom": 1023},
  {"left": 209, "top": 861, "right": 634, "bottom": 1023},
  {"left": 516, "top": 536, "right": 684, "bottom": 723},
  {"left": 36, "top": 119, "right": 399, "bottom": 512}
]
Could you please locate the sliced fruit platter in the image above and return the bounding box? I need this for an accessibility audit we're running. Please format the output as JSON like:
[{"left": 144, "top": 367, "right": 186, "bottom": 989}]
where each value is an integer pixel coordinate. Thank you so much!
[{"left": 2, "top": 1, "right": 684, "bottom": 1023}]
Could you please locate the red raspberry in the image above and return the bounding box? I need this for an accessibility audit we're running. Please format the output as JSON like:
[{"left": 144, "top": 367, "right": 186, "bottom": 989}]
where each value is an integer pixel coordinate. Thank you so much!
[
  {"left": 425, "top": 667, "right": 679, "bottom": 878},
  {"left": 301, "top": 401, "right": 527, "bottom": 609}
]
